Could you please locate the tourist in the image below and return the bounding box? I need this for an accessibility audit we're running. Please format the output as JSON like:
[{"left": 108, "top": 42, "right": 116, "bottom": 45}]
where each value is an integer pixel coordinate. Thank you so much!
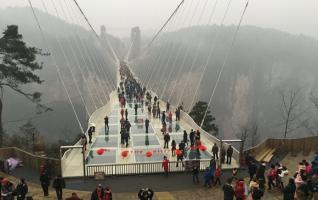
[
  {"left": 189, "top": 129, "right": 195, "bottom": 146},
  {"left": 234, "top": 179, "right": 245, "bottom": 200},
  {"left": 162, "top": 156, "right": 169, "bottom": 177},
  {"left": 248, "top": 162, "right": 258, "bottom": 181},
  {"left": 249, "top": 177, "right": 260, "bottom": 193},
  {"left": 157, "top": 107, "right": 161, "bottom": 119},
  {"left": 283, "top": 178, "right": 296, "bottom": 200},
  {"left": 226, "top": 145, "right": 233, "bottom": 165},
  {"left": 166, "top": 102, "right": 170, "bottom": 111},
  {"left": 88, "top": 127, "right": 93, "bottom": 144},
  {"left": 1, "top": 178, "right": 14, "bottom": 200},
  {"left": 52, "top": 174, "right": 65, "bottom": 200},
  {"left": 176, "top": 149, "right": 184, "bottom": 167},
  {"left": 120, "top": 108, "right": 124, "bottom": 118},
  {"left": 66, "top": 192, "right": 83, "bottom": 200},
  {"left": 171, "top": 140, "right": 176, "bottom": 157},
  {"left": 138, "top": 188, "right": 154, "bottom": 200},
  {"left": 214, "top": 165, "right": 222, "bottom": 186},
  {"left": 183, "top": 130, "right": 188, "bottom": 145},
  {"left": 220, "top": 146, "right": 226, "bottom": 164},
  {"left": 168, "top": 111, "right": 173, "bottom": 122},
  {"left": 104, "top": 116, "right": 109, "bottom": 132},
  {"left": 223, "top": 178, "right": 235, "bottom": 200},
  {"left": 145, "top": 118, "right": 150, "bottom": 133},
  {"left": 40, "top": 171, "right": 50, "bottom": 197},
  {"left": 192, "top": 166, "right": 199, "bottom": 184},
  {"left": 81, "top": 134, "right": 87, "bottom": 152},
  {"left": 212, "top": 143, "right": 219, "bottom": 160},
  {"left": 232, "top": 168, "right": 238, "bottom": 178},
  {"left": 161, "top": 111, "right": 166, "bottom": 124},
  {"left": 267, "top": 164, "right": 277, "bottom": 190},
  {"left": 251, "top": 185, "right": 264, "bottom": 200},
  {"left": 164, "top": 133, "right": 170, "bottom": 149},
  {"left": 135, "top": 103, "right": 138, "bottom": 115},
  {"left": 102, "top": 187, "right": 112, "bottom": 200},
  {"left": 203, "top": 167, "right": 212, "bottom": 188},
  {"left": 91, "top": 184, "right": 104, "bottom": 200},
  {"left": 16, "top": 178, "right": 28, "bottom": 200}
]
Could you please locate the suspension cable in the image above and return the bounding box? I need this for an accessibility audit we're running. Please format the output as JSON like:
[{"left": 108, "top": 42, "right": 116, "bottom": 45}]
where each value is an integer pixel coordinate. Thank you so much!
[
  {"left": 145, "top": 0, "right": 185, "bottom": 50},
  {"left": 72, "top": 0, "right": 119, "bottom": 64},
  {"left": 200, "top": 0, "right": 250, "bottom": 127},
  {"left": 27, "top": 0, "right": 84, "bottom": 133},
  {"left": 176, "top": 0, "right": 219, "bottom": 107},
  {"left": 188, "top": 0, "right": 233, "bottom": 111}
]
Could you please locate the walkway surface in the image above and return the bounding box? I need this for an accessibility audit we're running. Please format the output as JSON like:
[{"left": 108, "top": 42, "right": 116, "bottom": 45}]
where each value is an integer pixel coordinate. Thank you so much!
[{"left": 62, "top": 88, "right": 238, "bottom": 177}]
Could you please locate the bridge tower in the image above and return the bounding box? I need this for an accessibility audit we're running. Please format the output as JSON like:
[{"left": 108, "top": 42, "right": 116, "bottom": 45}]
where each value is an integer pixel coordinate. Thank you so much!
[{"left": 129, "top": 26, "right": 141, "bottom": 60}]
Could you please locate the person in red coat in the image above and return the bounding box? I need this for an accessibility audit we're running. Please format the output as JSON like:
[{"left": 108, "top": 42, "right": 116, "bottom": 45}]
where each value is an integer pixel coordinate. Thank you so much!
[
  {"left": 66, "top": 193, "right": 83, "bottom": 200},
  {"left": 234, "top": 179, "right": 245, "bottom": 200},
  {"left": 162, "top": 156, "right": 169, "bottom": 177}
]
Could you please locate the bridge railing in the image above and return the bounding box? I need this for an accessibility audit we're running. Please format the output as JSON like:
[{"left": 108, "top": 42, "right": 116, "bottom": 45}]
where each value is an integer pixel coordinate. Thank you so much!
[
  {"left": 86, "top": 159, "right": 211, "bottom": 176},
  {"left": 180, "top": 111, "right": 241, "bottom": 166}
]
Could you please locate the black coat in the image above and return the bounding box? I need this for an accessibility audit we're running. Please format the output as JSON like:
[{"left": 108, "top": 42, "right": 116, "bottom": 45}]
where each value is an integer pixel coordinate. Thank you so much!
[
  {"left": 223, "top": 183, "right": 234, "bottom": 200},
  {"left": 16, "top": 182, "right": 28, "bottom": 197},
  {"left": 40, "top": 173, "right": 50, "bottom": 186},
  {"left": 53, "top": 177, "right": 65, "bottom": 189},
  {"left": 91, "top": 189, "right": 104, "bottom": 200},
  {"left": 283, "top": 183, "right": 296, "bottom": 200}
]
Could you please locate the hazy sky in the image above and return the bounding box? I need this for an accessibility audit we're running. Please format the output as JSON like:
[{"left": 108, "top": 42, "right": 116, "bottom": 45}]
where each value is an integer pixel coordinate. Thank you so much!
[{"left": 1, "top": 0, "right": 318, "bottom": 39}]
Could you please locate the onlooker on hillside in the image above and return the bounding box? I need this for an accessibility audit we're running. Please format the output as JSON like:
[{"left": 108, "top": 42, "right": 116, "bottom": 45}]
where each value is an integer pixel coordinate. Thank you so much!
[
  {"left": 16, "top": 178, "right": 28, "bottom": 200},
  {"left": 53, "top": 174, "right": 65, "bottom": 200}
]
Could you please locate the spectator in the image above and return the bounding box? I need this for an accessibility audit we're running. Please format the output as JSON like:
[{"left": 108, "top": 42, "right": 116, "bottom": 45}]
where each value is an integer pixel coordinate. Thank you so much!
[
  {"left": 171, "top": 140, "right": 176, "bottom": 157},
  {"left": 251, "top": 185, "right": 264, "bottom": 200},
  {"left": 192, "top": 166, "right": 199, "bottom": 184},
  {"left": 1, "top": 178, "right": 14, "bottom": 200},
  {"left": 214, "top": 165, "right": 222, "bottom": 186},
  {"left": 164, "top": 133, "right": 170, "bottom": 149},
  {"left": 138, "top": 188, "right": 154, "bottom": 200},
  {"left": 40, "top": 171, "right": 50, "bottom": 197},
  {"left": 162, "top": 156, "right": 169, "bottom": 177},
  {"left": 226, "top": 145, "right": 233, "bottom": 165},
  {"left": 212, "top": 143, "right": 219, "bottom": 160},
  {"left": 102, "top": 187, "right": 112, "bottom": 200},
  {"left": 234, "top": 179, "right": 245, "bottom": 200},
  {"left": 91, "top": 184, "right": 104, "bottom": 200},
  {"left": 53, "top": 174, "right": 65, "bottom": 200},
  {"left": 223, "top": 178, "right": 235, "bottom": 200},
  {"left": 66, "top": 192, "right": 83, "bottom": 200},
  {"left": 204, "top": 168, "right": 212, "bottom": 188},
  {"left": 283, "top": 178, "right": 296, "bottom": 200},
  {"left": 16, "top": 178, "right": 28, "bottom": 200}
]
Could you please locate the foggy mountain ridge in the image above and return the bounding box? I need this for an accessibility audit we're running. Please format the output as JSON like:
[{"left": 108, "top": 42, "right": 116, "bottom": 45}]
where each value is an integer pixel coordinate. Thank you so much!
[
  {"left": 0, "top": 7, "right": 121, "bottom": 142},
  {"left": 132, "top": 25, "right": 318, "bottom": 143}
]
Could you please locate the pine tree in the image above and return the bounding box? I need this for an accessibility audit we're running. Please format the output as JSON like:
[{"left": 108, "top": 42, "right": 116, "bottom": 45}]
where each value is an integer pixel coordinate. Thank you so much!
[
  {"left": 189, "top": 101, "right": 219, "bottom": 136},
  {"left": 0, "top": 25, "right": 51, "bottom": 147}
]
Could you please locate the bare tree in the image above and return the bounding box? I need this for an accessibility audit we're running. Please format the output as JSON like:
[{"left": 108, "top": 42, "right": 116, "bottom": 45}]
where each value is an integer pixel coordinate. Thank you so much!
[
  {"left": 250, "top": 122, "right": 260, "bottom": 147},
  {"left": 236, "top": 125, "right": 250, "bottom": 153},
  {"left": 279, "top": 88, "right": 303, "bottom": 138}
]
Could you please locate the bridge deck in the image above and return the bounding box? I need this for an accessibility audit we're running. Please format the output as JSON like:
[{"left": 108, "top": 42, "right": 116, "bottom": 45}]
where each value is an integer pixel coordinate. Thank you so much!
[{"left": 62, "top": 91, "right": 238, "bottom": 177}]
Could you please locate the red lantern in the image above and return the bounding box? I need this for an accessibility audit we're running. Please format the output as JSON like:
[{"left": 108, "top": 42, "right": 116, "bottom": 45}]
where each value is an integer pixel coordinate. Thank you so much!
[
  {"left": 176, "top": 149, "right": 182, "bottom": 156},
  {"left": 121, "top": 150, "right": 129, "bottom": 157},
  {"left": 96, "top": 148, "right": 105, "bottom": 155},
  {"left": 199, "top": 145, "right": 207, "bottom": 151},
  {"left": 146, "top": 151, "right": 153, "bottom": 157}
]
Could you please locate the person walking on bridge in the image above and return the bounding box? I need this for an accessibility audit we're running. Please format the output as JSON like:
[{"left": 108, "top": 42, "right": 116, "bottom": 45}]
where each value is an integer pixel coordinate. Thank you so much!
[
  {"left": 125, "top": 109, "right": 128, "bottom": 120},
  {"left": 190, "top": 129, "right": 195, "bottom": 146},
  {"left": 161, "top": 111, "right": 166, "bottom": 124},
  {"left": 166, "top": 102, "right": 170, "bottom": 111},
  {"left": 164, "top": 133, "right": 170, "bottom": 149},
  {"left": 135, "top": 103, "right": 138, "bottom": 115},
  {"left": 145, "top": 118, "right": 150, "bottom": 133},
  {"left": 226, "top": 145, "right": 233, "bottom": 165},
  {"left": 104, "top": 116, "right": 109, "bottom": 132},
  {"left": 212, "top": 143, "right": 219, "bottom": 160}
]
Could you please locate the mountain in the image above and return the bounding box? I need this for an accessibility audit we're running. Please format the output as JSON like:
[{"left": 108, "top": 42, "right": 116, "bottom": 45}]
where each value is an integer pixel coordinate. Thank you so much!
[
  {"left": 131, "top": 25, "right": 318, "bottom": 143},
  {"left": 0, "top": 7, "right": 121, "bottom": 142}
]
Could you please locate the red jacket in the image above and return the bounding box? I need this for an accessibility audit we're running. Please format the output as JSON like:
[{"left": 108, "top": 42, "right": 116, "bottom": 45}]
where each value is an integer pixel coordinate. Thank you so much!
[
  {"left": 215, "top": 168, "right": 221, "bottom": 177},
  {"left": 162, "top": 159, "right": 169, "bottom": 171},
  {"left": 235, "top": 181, "right": 245, "bottom": 199}
]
